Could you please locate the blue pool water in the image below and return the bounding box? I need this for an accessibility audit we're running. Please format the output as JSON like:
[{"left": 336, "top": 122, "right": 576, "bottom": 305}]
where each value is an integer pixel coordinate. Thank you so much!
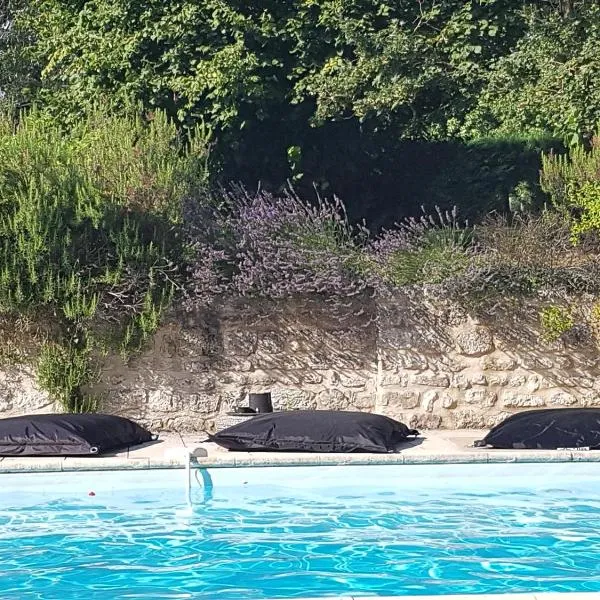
[{"left": 2, "top": 463, "right": 600, "bottom": 599}]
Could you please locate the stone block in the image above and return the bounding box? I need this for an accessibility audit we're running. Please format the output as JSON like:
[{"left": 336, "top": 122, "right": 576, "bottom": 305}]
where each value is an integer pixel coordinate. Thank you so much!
[
  {"left": 525, "top": 375, "right": 550, "bottom": 392},
  {"left": 380, "top": 390, "right": 420, "bottom": 409},
  {"left": 450, "top": 409, "right": 487, "bottom": 429},
  {"left": 440, "top": 393, "right": 457, "bottom": 409},
  {"left": 298, "top": 371, "right": 325, "bottom": 385},
  {"left": 99, "top": 388, "right": 146, "bottom": 413},
  {"left": 573, "top": 377, "right": 594, "bottom": 389},
  {"left": 465, "top": 389, "right": 497, "bottom": 407},
  {"left": 222, "top": 389, "right": 247, "bottom": 409},
  {"left": 223, "top": 331, "right": 258, "bottom": 356},
  {"left": 487, "top": 374, "right": 509, "bottom": 386},
  {"left": 316, "top": 388, "right": 350, "bottom": 410},
  {"left": 482, "top": 356, "right": 517, "bottom": 371},
  {"left": 147, "top": 389, "right": 179, "bottom": 412},
  {"left": 181, "top": 360, "right": 211, "bottom": 374},
  {"left": 507, "top": 375, "right": 527, "bottom": 388},
  {"left": 520, "top": 356, "right": 554, "bottom": 370},
  {"left": 245, "top": 372, "right": 276, "bottom": 386},
  {"left": 410, "top": 413, "right": 442, "bottom": 429},
  {"left": 188, "top": 393, "right": 220, "bottom": 413},
  {"left": 454, "top": 326, "right": 494, "bottom": 357},
  {"left": 450, "top": 374, "right": 471, "bottom": 390},
  {"left": 501, "top": 392, "right": 545, "bottom": 408},
  {"left": 581, "top": 392, "right": 600, "bottom": 406},
  {"left": 351, "top": 394, "right": 376, "bottom": 410},
  {"left": 257, "top": 332, "right": 287, "bottom": 355},
  {"left": 379, "top": 325, "right": 449, "bottom": 353},
  {"left": 548, "top": 391, "right": 578, "bottom": 406},
  {"left": 11, "top": 388, "right": 51, "bottom": 411},
  {"left": 178, "top": 328, "right": 220, "bottom": 356},
  {"left": 421, "top": 390, "right": 438, "bottom": 412},
  {"left": 554, "top": 355, "right": 572, "bottom": 369},
  {"left": 217, "top": 373, "right": 248, "bottom": 385},
  {"left": 337, "top": 373, "right": 368, "bottom": 388},
  {"left": 380, "top": 371, "right": 408, "bottom": 387},
  {"left": 428, "top": 356, "right": 468, "bottom": 374},
  {"left": 411, "top": 372, "right": 450, "bottom": 388},
  {"left": 469, "top": 373, "right": 488, "bottom": 386},
  {"left": 450, "top": 409, "right": 509, "bottom": 429},
  {"left": 304, "top": 352, "right": 331, "bottom": 370},
  {"left": 274, "top": 389, "right": 317, "bottom": 410},
  {"left": 381, "top": 408, "right": 405, "bottom": 423}
]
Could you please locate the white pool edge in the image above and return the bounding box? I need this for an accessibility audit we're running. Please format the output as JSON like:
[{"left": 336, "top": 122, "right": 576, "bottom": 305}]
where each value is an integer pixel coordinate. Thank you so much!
[
  {"left": 274, "top": 595, "right": 599, "bottom": 600},
  {"left": 2, "top": 449, "right": 600, "bottom": 473}
]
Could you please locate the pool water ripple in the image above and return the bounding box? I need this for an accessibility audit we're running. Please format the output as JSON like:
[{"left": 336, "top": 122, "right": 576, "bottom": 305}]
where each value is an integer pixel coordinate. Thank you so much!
[{"left": 2, "top": 467, "right": 600, "bottom": 598}]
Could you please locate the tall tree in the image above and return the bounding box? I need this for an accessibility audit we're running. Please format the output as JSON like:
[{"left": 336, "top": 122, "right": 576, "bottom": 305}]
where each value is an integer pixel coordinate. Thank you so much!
[{"left": 463, "top": 3, "right": 600, "bottom": 145}]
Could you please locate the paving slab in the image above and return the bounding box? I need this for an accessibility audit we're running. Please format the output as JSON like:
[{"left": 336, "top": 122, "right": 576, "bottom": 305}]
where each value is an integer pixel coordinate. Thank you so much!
[{"left": 0, "top": 429, "right": 598, "bottom": 472}]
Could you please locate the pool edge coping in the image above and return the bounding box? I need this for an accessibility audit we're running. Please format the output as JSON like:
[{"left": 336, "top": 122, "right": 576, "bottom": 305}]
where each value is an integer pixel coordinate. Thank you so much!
[
  {"left": 268, "top": 594, "right": 600, "bottom": 600},
  {"left": 2, "top": 449, "right": 600, "bottom": 473}
]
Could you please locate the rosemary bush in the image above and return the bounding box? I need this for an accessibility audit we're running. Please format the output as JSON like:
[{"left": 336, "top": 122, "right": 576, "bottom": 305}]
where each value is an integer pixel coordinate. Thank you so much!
[
  {"left": 0, "top": 107, "right": 208, "bottom": 411},
  {"left": 541, "top": 136, "right": 600, "bottom": 240}
]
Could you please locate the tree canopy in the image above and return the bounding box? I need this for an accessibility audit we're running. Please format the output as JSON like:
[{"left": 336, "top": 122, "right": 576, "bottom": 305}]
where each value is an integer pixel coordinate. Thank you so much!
[{"left": 3, "top": 0, "right": 600, "bottom": 220}]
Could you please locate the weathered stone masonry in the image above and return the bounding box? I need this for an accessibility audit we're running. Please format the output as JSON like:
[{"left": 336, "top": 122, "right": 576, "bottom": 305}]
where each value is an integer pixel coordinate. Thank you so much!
[{"left": 2, "top": 292, "right": 599, "bottom": 431}]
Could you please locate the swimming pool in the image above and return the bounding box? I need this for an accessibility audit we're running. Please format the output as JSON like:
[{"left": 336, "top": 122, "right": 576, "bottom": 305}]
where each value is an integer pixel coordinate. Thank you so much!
[{"left": 2, "top": 463, "right": 600, "bottom": 599}]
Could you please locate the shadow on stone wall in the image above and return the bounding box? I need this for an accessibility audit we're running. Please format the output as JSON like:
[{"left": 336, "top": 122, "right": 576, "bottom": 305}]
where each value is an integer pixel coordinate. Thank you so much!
[
  {"left": 95, "top": 297, "right": 379, "bottom": 431},
  {"left": 377, "top": 291, "right": 600, "bottom": 430},
  {"left": 3, "top": 294, "right": 599, "bottom": 432}
]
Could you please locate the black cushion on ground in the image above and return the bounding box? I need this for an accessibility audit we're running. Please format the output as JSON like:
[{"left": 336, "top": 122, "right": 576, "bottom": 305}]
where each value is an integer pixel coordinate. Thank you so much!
[
  {"left": 209, "top": 410, "right": 419, "bottom": 453},
  {"left": 0, "top": 413, "right": 156, "bottom": 456},
  {"left": 475, "top": 408, "right": 600, "bottom": 450}
]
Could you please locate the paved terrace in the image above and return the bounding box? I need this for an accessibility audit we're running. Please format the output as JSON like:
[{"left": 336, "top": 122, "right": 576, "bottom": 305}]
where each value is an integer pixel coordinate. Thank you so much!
[{"left": 1, "top": 429, "right": 600, "bottom": 472}]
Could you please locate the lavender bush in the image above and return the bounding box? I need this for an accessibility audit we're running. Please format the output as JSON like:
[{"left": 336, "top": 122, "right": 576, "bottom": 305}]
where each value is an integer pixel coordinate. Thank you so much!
[
  {"left": 365, "top": 207, "right": 473, "bottom": 293},
  {"left": 182, "top": 186, "right": 595, "bottom": 323},
  {"left": 183, "top": 186, "right": 368, "bottom": 309},
  {"left": 181, "top": 196, "right": 233, "bottom": 308},
  {"left": 230, "top": 187, "right": 367, "bottom": 299}
]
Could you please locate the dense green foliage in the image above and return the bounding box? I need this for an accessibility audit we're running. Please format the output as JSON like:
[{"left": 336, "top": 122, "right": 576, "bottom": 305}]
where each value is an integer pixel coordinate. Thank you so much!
[
  {"left": 0, "top": 108, "right": 208, "bottom": 410},
  {"left": 6, "top": 0, "right": 596, "bottom": 220},
  {"left": 541, "top": 137, "right": 600, "bottom": 239},
  {"left": 466, "top": 5, "right": 600, "bottom": 146},
  {"left": 539, "top": 305, "right": 575, "bottom": 342}
]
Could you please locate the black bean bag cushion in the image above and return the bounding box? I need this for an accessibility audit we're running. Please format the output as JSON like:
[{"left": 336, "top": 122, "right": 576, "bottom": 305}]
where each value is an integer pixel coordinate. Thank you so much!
[
  {"left": 0, "top": 413, "right": 156, "bottom": 456},
  {"left": 209, "top": 410, "right": 419, "bottom": 453},
  {"left": 475, "top": 408, "right": 600, "bottom": 450}
]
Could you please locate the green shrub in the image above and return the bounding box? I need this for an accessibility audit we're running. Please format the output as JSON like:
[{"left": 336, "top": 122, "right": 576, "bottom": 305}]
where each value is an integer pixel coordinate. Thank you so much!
[
  {"left": 539, "top": 305, "right": 575, "bottom": 342},
  {"left": 0, "top": 106, "right": 209, "bottom": 411},
  {"left": 541, "top": 136, "right": 600, "bottom": 240},
  {"left": 37, "top": 340, "right": 99, "bottom": 413}
]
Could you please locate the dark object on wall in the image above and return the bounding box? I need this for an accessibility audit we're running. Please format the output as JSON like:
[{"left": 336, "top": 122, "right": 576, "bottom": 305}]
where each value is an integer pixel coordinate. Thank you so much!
[
  {"left": 474, "top": 408, "right": 600, "bottom": 450},
  {"left": 0, "top": 413, "right": 156, "bottom": 456},
  {"left": 248, "top": 393, "right": 273, "bottom": 413},
  {"left": 209, "top": 410, "right": 419, "bottom": 453}
]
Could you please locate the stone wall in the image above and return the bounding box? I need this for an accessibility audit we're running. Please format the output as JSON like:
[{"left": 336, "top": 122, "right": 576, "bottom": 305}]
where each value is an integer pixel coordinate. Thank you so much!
[{"left": 1, "top": 293, "right": 599, "bottom": 431}]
